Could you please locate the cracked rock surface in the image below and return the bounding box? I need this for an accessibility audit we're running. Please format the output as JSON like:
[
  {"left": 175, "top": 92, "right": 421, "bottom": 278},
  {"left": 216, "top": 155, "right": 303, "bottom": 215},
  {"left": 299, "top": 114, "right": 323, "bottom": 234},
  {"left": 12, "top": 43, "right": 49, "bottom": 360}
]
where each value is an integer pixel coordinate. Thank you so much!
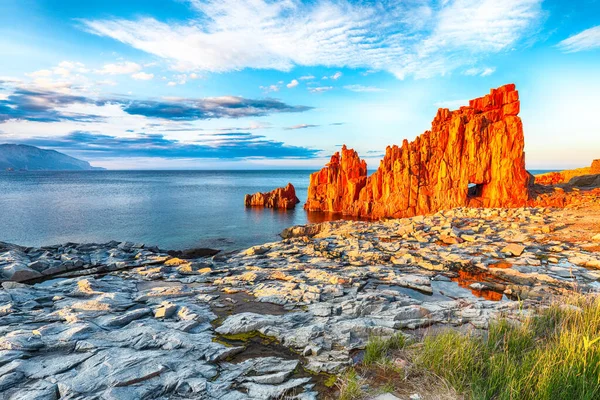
[{"left": 1, "top": 206, "right": 600, "bottom": 398}]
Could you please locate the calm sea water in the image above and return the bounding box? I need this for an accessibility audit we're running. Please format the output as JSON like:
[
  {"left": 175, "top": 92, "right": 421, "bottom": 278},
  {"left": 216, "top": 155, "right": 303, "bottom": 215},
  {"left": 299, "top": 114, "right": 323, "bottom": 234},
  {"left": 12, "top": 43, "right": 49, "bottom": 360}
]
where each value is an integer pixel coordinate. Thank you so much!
[{"left": 0, "top": 169, "right": 556, "bottom": 251}]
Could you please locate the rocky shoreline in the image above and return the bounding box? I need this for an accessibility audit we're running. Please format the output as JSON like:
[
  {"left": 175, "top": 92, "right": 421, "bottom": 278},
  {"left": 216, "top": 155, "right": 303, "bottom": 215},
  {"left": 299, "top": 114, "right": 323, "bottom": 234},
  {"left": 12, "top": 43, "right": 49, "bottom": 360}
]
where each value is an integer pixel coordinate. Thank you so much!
[{"left": 2, "top": 204, "right": 600, "bottom": 399}]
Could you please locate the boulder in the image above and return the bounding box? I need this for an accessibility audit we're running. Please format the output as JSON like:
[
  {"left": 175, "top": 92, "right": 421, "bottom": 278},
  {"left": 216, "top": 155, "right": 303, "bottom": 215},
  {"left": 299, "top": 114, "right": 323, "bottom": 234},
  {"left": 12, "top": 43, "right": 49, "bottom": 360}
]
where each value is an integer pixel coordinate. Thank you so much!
[
  {"left": 167, "top": 248, "right": 220, "bottom": 259},
  {"left": 567, "top": 174, "right": 600, "bottom": 188},
  {"left": 245, "top": 183, "right": 300, "bottom": 209},
  {"left": 501, "top": 244, "right": 525, "bottom": 257},
  {"left": 1, "top": 263, "right": 43, "bottom": 282}
]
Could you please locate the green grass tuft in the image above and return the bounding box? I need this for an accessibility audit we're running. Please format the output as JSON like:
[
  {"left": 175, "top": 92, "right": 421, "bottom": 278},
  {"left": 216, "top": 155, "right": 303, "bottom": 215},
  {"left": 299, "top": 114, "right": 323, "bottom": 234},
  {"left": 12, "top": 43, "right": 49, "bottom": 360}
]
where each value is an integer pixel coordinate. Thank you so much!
[
  {"left": 337, "top": 368, "right": 364, "bottom": 400},
  {"left": 364, "top": 332, "right": 407, "bottom": 365},
  {"left": 416, "top": 295, "right": 600, "bottom": 400}
]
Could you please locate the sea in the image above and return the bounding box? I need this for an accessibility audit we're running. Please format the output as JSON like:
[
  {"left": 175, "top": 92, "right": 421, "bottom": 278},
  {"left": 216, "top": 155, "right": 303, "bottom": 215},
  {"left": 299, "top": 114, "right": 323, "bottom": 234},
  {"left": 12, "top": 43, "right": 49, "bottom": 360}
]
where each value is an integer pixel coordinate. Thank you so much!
[{"left": 0, "top": 169, "right": 556, "bottom": 251}]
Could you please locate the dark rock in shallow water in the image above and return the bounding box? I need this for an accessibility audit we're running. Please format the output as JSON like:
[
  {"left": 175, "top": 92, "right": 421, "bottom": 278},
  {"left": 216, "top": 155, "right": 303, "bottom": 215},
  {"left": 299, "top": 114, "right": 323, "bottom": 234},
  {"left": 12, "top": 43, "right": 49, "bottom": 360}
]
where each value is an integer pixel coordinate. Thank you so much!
[{"left": 167, "top": 248, "right": 220, "bottom": 259}]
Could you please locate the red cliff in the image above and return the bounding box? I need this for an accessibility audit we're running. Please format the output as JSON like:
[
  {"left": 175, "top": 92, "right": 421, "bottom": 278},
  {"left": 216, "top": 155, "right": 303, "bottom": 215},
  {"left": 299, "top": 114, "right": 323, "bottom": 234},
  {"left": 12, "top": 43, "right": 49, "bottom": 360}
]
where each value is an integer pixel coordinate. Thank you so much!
[
  {"left": 305, "top": 84, "right": 530, "bottom": 219},
  {"left": 245, "top": 183, "right": 300, "bottom": 209}
]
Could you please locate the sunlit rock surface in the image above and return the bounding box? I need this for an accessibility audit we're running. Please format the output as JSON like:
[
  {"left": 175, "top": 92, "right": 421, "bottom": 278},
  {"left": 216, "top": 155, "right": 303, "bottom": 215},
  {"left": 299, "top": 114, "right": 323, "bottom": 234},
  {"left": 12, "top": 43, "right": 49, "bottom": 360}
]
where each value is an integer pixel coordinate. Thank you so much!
[
  {"left": 245, "top": 183, "right": 300, "bottom": 209},
  {"left": 535, "top": 159, "right": 600, "bottom": 186},
  {"left": 305, "top": 84, "right": 529, "bottom": 219}
]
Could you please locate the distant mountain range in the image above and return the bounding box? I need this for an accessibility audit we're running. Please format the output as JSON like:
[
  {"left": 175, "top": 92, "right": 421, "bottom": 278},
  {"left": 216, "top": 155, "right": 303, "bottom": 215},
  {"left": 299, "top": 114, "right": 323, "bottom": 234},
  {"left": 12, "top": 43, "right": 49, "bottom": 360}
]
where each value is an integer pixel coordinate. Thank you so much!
[{"left": 0, "top": 144, "right": 104, "bottom": 171}]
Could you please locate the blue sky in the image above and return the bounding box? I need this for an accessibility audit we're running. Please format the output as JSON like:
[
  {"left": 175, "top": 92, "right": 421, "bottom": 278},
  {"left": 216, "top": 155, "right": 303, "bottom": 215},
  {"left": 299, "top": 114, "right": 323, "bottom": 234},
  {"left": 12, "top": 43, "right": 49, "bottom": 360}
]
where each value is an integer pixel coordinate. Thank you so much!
[{"left": 0, "top": 0, "right": 599, "bottom": 170}]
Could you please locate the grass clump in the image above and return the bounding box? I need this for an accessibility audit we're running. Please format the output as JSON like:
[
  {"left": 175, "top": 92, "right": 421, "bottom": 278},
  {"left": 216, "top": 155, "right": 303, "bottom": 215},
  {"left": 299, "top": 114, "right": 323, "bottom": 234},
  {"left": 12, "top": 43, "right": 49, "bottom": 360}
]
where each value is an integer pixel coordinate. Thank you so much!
[
  {"left": 364, "top": 332, "right": 407, "bottom": 365},
  {"left": 337, "top": 368, "right": 364, "bottom": 400},
  {"left": 416, "top": 295, "right": 600, "bottom": 400}
]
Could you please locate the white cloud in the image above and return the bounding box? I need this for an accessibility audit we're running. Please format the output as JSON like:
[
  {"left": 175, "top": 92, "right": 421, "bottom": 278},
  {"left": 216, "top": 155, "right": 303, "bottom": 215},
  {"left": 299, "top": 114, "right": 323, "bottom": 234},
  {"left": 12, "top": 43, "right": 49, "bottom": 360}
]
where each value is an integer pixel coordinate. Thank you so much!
[
  {"left": 557, "top": 25, "right": 600, "bottom": 53},
  {"left": 286, "top": 79, "right": 299, "bottom": 88},
  {"left": 167, "top": 81, "right": 177, "bottom": 86},
  {"left": 309, "top": 86, "right": 333, "bottom": 93},
  {"left": 331, "top": 71, "right": 342, "bottom": 80},
  {"left": 27, "top": 61, "right": 89, "bottom": 79},
  {"left": 96, "top": 61, "right": 142, "bottom": 75},
  {"left": 131, "top": 72, "right": 154, "bottom": 80},
  {"left": 464, "top": 66, "right": 496, "bottom": 77},
  {"left": 80, "top": 0, "right": 542, "bottom": 79},
  {"left": 28, "top": 69, "right": 53, "bottom": 78},
  {"left": 284, "top": 123, "right": 319, "bottom": 130},
  {"left": 299, "top": 75, "right": 315, "bottom": 80},
  {"left": 95, "top": 79, "right": 117, "bottom": 86},
  {"left": 480, "top": 67, "right": 496, "bottom": 76},
  {"left": 344, "top": 84, "right": 385, "bottom": 92},
  {"left": 259, "top": 84, "right": 280, "bottom": 93}
]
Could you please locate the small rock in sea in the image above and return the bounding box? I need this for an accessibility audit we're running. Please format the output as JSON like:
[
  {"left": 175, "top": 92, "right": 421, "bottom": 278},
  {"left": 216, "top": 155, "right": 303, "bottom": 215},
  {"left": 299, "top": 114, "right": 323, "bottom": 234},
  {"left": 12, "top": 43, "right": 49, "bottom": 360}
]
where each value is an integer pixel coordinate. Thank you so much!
[
  {"left": 244, "top": 183, "right": 300, "bottom": 209},
  {"left": 167, "top": 248, "right": 220, "bottom": 259}
]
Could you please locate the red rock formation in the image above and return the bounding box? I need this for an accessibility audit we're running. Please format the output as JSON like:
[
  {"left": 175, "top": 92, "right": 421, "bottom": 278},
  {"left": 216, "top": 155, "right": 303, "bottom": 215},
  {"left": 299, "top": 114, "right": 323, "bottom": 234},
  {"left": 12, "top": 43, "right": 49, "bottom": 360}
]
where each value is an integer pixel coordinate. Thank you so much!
[
  {"left": 530, "top": 186, "right": 600, "bottom": 208},
  {"left": 535, "top": 159, "right": 600, "bottom": 185},
  {"left": 304, "top": 146, "right": 367, "bottom": 214},
  {"left": 305, "top": 84, "right": 530, "bottom": 219},
  {"left": 534, "top": 172, "right": 564, "bottom": 186},
  {"left": 245, "top": 183, "right": 300, "bottom": 209}
]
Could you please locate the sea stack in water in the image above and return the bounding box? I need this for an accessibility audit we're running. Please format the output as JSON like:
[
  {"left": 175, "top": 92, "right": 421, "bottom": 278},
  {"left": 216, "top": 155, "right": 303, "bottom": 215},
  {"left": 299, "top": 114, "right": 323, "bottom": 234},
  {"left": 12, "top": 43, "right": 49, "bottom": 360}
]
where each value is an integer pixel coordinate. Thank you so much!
[
  {"left": 245, "top": 183, "right": 300, "bottom": 209},
  {"left": 305, "top": 84, "right": 529, "bottom": 219}
]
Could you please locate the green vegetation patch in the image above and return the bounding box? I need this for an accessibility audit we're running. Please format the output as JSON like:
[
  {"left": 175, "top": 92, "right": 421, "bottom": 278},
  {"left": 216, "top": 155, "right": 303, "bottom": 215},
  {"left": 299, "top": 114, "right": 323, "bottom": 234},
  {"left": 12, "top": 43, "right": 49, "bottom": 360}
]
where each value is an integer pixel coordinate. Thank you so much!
[
  {"left": 364, "top": 332, "right": 407, "bottom": 365},
  {"left": 337, "top": 368, "right": 364, "bottom": 400},
  {"left": 417, "top": 295, "right": 600, "bottom": 400}
]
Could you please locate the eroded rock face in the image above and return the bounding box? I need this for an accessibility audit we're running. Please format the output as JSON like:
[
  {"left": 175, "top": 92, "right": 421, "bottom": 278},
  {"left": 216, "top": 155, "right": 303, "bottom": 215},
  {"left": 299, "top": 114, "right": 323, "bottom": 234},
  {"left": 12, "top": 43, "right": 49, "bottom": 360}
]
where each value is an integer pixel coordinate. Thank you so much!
[
  {"left": 305, "top": 84, "right": 529, "bottom": 219},
  {"left": 245, "top": 183, "right": 300, "bottom": 209},
  {"left": 535, "top": 159, "right": 600, "bottom": 185}
]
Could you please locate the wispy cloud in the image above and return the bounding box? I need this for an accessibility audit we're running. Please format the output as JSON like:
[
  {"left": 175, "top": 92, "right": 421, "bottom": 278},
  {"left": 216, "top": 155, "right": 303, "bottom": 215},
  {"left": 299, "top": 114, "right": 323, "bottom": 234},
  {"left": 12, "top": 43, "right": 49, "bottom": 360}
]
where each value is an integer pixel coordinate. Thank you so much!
[
  {"left": 259, "top": 84, "right": 280, "bottom": 93},
  {"left": 557, "top": 25, "right": 600, "bottom": 53},
  {"left": 95, "top": 61, "right": 142, "bottom": 75},
  {"left": 0, "top": 88, "right": 102, "bottom": 122},
  {"left": 27, "top": 61, "right": 89, "bottom": 79},
  {"left": 284, "top": 124, "right": 319, "bottom": 130},
  {"left": 214, "top": 122, "right": 271, "bottom": 131},
  {"left": 123, "top": 96, "right": 311, "bottom": 120},
  {"left": 10, "top": 131, "right": 320, "bottom": 159},
  {"left": 132, "top": 72, "right": 154, "bottom": 80},
  {"left": 463, "top": 67, "right": 496, "bottom": 77},
  {"left": 344, "top": 84, "right": 385, "bottom": 93},
  {"left": 309, "top": 86, "right": 333, "bottom": 93},
  {"left": 80, "top": 0, "right": 542, "bottom": 79}
]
